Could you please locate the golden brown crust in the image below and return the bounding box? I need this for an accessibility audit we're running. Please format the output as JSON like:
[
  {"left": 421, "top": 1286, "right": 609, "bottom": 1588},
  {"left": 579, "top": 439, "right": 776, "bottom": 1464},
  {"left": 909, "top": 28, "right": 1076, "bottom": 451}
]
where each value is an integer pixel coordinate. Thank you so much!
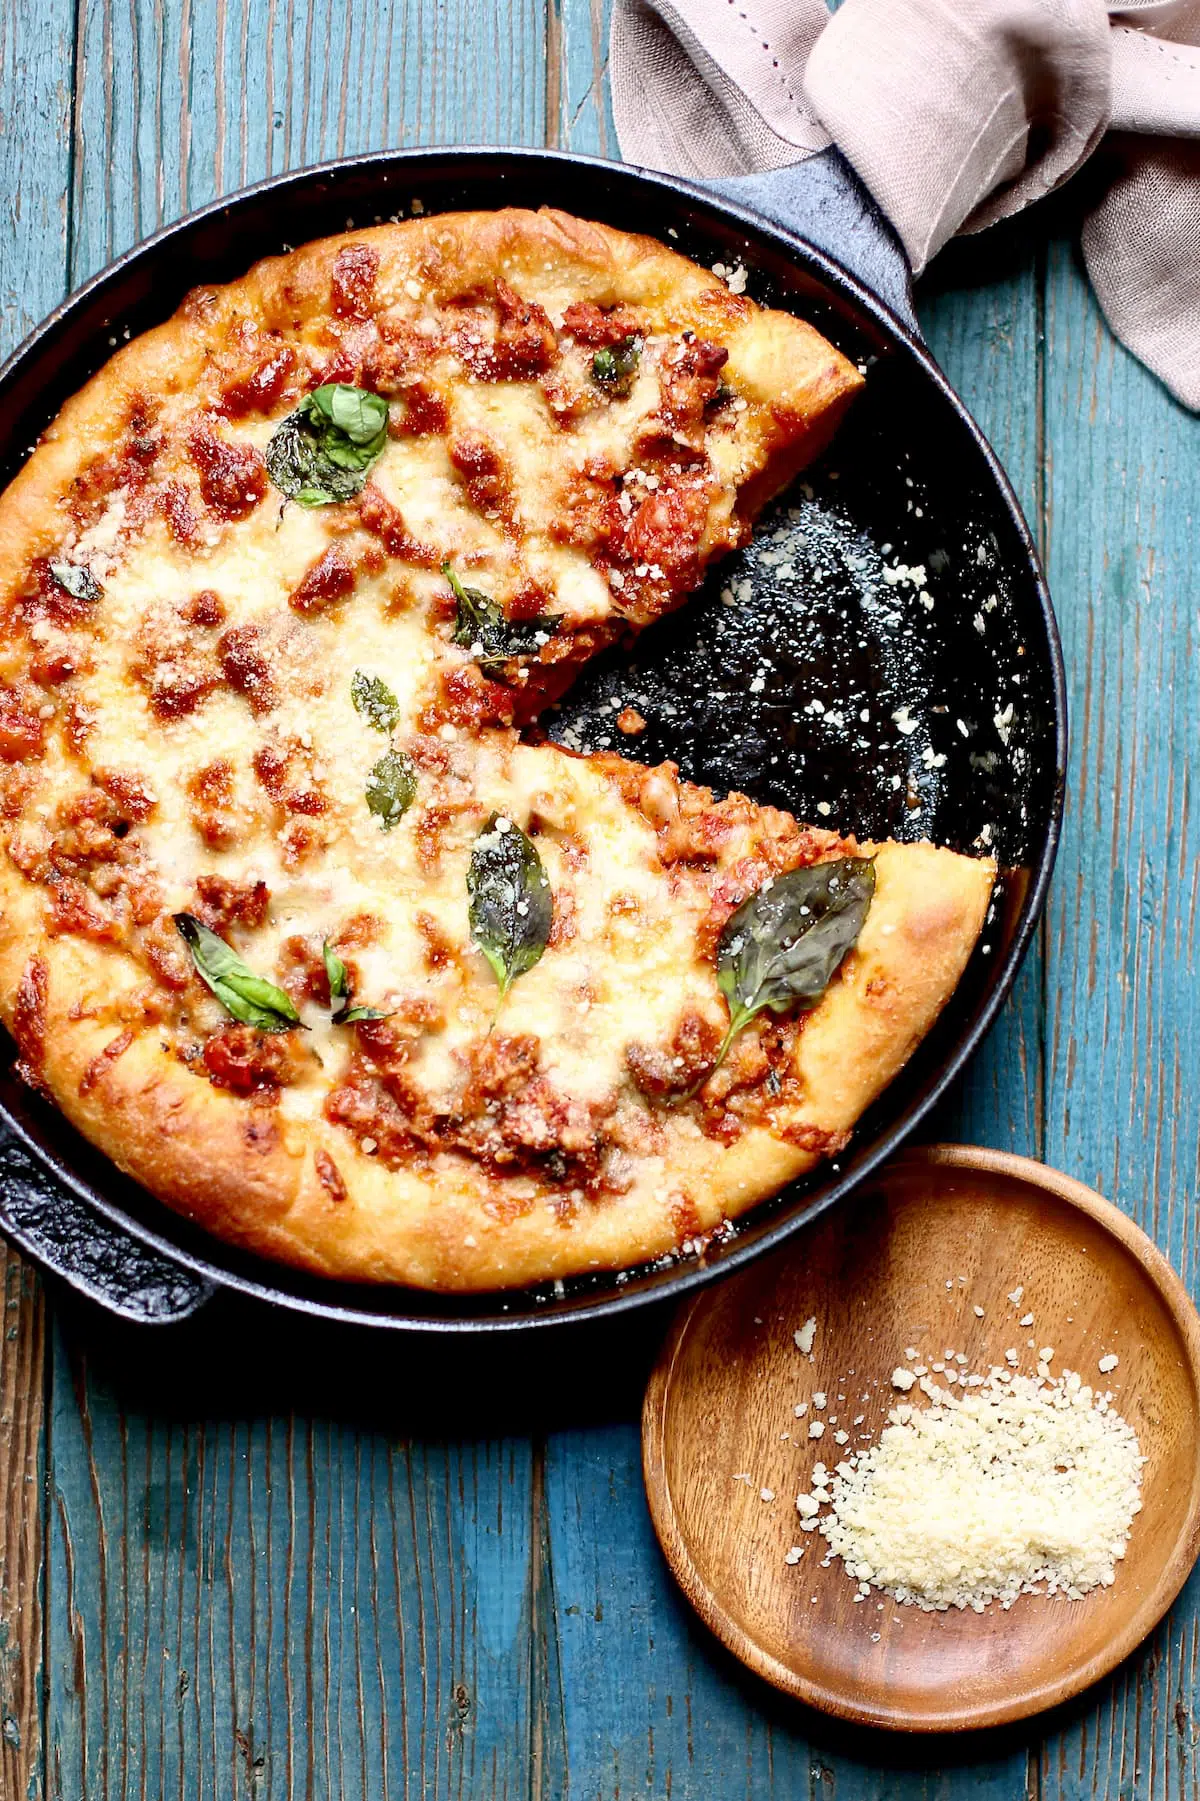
[
  {"left": 0, "top": 206, "right": 996, "bottom": 1293},
  {"left": 0, "top": 839, "right": 992, "bottom": 1289},
  {"left": 0, "top": 207, "right": 861, "bottom": 595}
]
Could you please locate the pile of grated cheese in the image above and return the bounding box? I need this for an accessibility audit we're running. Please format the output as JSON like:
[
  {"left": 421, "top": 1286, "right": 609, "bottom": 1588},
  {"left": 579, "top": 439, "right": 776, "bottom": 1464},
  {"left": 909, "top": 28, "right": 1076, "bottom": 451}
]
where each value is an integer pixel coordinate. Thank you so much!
[{"left": 797, "top": 1365, "right": 1145, "bottom": 1613}]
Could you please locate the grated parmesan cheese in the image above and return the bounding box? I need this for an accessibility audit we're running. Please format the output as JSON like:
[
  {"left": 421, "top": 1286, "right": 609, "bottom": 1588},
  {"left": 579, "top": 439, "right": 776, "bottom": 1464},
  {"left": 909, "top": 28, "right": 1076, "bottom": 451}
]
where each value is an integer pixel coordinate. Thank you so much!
[
  {"left": 794, "top": 1317, "right": 817, "bottom": 1355},
  {"left": 812, "top": 1369, "right": 1144, "bottom": 1612}
]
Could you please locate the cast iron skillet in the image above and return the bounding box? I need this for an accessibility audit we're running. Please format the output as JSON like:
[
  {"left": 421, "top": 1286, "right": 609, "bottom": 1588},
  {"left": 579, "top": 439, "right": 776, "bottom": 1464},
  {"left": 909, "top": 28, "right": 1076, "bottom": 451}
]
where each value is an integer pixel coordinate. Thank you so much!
[{"left": 0, "top": 146, "right": 1065, "bottom": 1330}]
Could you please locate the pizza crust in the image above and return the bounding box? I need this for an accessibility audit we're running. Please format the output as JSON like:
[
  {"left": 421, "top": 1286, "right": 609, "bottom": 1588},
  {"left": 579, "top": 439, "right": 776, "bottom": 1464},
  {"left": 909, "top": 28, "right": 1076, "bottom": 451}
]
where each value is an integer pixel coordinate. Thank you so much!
[
  {"left": 0, "top": 839, "right": 992, "bottom": 1289},
  {"left": 0, "top": 206, "right": 995, "bottom": 1291},
  {"left": 0, "top": 206, "right": 860, "bottom": 596}
]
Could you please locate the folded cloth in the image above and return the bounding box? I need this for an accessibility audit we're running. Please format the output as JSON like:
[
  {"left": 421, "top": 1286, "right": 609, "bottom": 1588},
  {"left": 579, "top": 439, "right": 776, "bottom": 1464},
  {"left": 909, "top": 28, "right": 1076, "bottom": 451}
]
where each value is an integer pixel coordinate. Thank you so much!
[{"left": 610, "top": 0, "right": 1200, "bottom": 408}]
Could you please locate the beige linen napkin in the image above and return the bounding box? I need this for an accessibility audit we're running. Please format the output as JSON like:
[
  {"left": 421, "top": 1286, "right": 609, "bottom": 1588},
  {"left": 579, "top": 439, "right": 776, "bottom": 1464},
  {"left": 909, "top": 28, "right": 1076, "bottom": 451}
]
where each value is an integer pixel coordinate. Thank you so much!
[{"left": 610, "top": 0, "right": 1200, "bottom": 408}]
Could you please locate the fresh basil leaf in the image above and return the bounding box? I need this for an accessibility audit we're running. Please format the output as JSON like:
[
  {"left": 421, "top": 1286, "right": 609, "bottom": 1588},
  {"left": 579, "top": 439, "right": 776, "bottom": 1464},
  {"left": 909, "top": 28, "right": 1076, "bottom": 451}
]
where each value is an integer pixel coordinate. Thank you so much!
[
  {"left": 467, "top": 813, "right": 553, "bottom": 998},
  {"left": 323, "top": 939, "right": 350, "bottom": 1005},
  {"left": 265, "top": 414, "right": 356, "bottom": 506},
  {"left": 265, "top": 383, "right": 388, "bottom": 506},
  {"left": 351, "top": 668, "right": 401, "bottom": 733},
  {"left": 707, "top": 857, "right": 876, "bottom": 1079},
  {"left": 365, "top": 747, "right": 416, "bottom": 829},
  {"left": 591, "top": 335, "right": 641, "bottom": 397},
  {"left": 49, "top": 560, "right": 102, "bottom": 603},
  {"left": 174, "top": 913, "right": 302, "bottom": 1033},
  {"left": 322, "top": 937, "right": 390, "bottom": 1024},
  {"left": 444, "top": 562, "right": 559, "bottom": 670},
  {"left": 319, "top": 383, "right": 388, "bottom": 448}
]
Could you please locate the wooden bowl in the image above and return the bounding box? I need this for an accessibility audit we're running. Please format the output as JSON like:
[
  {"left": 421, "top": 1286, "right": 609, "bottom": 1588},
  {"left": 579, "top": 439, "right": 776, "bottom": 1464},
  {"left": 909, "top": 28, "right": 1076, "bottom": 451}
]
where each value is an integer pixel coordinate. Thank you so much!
[{"left": 642, "top": 1145, "right": 1200, "bottom": 1730}]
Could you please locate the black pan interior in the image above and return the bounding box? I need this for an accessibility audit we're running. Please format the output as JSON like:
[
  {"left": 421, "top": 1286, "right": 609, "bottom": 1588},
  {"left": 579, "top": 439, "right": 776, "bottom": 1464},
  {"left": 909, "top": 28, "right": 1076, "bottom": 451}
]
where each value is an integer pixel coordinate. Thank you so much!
[{"left": 0, "top": 149, "right": 1063, "bottom": 1329}]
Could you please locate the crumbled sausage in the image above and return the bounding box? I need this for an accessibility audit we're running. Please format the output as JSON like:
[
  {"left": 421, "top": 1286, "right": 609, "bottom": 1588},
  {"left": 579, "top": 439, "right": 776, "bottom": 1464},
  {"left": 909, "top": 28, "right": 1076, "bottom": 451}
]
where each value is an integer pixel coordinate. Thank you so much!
[
  {"left": 0, "top": 685, "right": 46, "bottom": 761},
  {"left": 561, "top": 301, "right": 647, "bottom": 347},
  {"left": 277, "top": 934, "right": 335, "bottom": 1006},
  {"left": 182, "top": 589, "right": 226, "bottom": 627},
  {"left": 253, "top": 738, "right": 328, "bottom": 816},
  {"left": 448, "top": 435, "right": 515, "bottom": 529},
  {"left": 92, "top": 767, "right": 157, "bottom": 823},
  {"left": 491, "top": 279, "right": 558, "bottom": 378},
  {"left": 361, "top": 317, "right": 434, "bottom": 393},
  {"left": 194, "top": 872, "right": 271, "bottom": 931},
  {"left": 325, "top": 1027, "right": 608, "bottom": 1183},
  {"left": 201, "top": 1024, "right": 302, "bottom": 1095},
  {"left": 449, "top": 280, "right": 557, "bottom": 381},
  {"left": 186, "top": 758, "right": 241, "bottom": 848},
  {"left": 548, "top": 466, "right": 623, "bottom": 554},
  {"left": 47, "top": 876, "right": 122, "bottom": 942},
  {"left": 358, "top": 483, "right": 441, "bottom": 564},
  {"left": 330, "top": 244, "right": 379, "bottom": 320},
  {"left": 217, "top": 344, "right": 297, "bottom": 418},
  {"left": 187, "top": 424, "right": 268, "bottom": 519},
  {"left": 156, "top": 478, "right": 199, "bottom": 544},
  {"left": 626, "top": 1009, "right": 721, "bottom": 1099},
  {"left": 132, "top": 599, "right": 220, "bottom": 720},
  {"left": 658, "top": 337, "right": 729, "bottom": 436},
  {"left": 622, "top": 481, "right": 712, "bottom": 591},
  {"left": 288, "top": 542, "right": 358, "bottom": 614},
  {"left": 218, "top": 624, "right": 277, "bottom": 715},
  {"left": 142, "top": 914, "right": 193, "bottom": 990},
  {"left": 422, "top": 665, "right": 517, "bottom": 736}
]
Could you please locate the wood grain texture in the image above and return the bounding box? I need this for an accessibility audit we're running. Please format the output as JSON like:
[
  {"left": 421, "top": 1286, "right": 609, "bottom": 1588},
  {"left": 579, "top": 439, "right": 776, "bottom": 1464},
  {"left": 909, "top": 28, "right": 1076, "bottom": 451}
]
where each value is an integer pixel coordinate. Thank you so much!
[
  {"left": 0, "top": 0, "right": 1194, "bottom": 1793},
  {"left": 644, "top": 1147, "right": 1200, "bottom": 1731},
  {"left": 47, "top": 1340, "right": 539, "bottom": 1800},
  {"left": 1037, "top": 233, "right": 1200, "bottom": 1801},
  {"left": 0, "top": 2, "right": 76, "bottom": 1795},
  {"left": 0, "top": 1248, "right": 43, "bottom": 1801},
  {"left": 69, "top": 0, "right": 546, "bottom": 285},
  {"left": 46, "top": 3, "right": 550, "bottom": 1797}
]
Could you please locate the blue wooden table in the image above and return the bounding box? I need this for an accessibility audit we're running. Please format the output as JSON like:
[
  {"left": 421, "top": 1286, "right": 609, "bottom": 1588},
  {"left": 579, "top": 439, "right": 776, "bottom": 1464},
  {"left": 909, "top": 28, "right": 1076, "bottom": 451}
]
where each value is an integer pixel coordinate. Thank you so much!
[{"left": 0, "top": 2, "right": 1196, "bottom": 1795}]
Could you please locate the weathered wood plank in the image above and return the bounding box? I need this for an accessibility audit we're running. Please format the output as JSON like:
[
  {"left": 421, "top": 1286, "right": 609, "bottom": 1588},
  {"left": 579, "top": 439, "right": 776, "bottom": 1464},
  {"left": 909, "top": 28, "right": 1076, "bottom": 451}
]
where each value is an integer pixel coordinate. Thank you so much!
[
  {"left": 47, "top": 3, "right": 549, "bottom": 1796},
  {"left": 541, "top": 7, "right": 1047, "bottom": 1794},
  {"left": 1036, "top": 234, "right": 1200, "bottom": 1801},
  {"left": 0, "top": 2, "right": 77, "bottom": 1795},
  {"left": 547, "top": 0, "right": 613, "bottom": 156},
  {"left": 48, "top": 1335, "right": 541, "bottom": 1800},
  {"left": 68, "top": 0, "right": 547, "bottom": 285},
  {"left": 17, "top": 3, "right": 1191, "bottom": 1798},
  {"left": 0, "top": 1248, "right": 43, "bottom": 1801}
]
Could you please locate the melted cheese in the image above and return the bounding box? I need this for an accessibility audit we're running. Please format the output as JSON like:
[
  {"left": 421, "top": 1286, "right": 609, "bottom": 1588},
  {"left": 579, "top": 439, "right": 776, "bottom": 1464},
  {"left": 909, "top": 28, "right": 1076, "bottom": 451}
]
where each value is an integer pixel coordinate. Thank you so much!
[
  {"left": 9, "top": 249, "right": 853, "bottom": 1166},
  {"left": 57, "top": 420, "right": 730, "bottom": 1130}
]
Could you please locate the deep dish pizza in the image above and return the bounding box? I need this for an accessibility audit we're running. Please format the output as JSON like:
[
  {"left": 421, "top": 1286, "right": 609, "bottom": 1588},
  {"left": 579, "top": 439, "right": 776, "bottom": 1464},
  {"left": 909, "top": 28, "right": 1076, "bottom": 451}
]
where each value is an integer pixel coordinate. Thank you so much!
[{"left": 0, "top": 207, "right": 994, "bottom": 1290}]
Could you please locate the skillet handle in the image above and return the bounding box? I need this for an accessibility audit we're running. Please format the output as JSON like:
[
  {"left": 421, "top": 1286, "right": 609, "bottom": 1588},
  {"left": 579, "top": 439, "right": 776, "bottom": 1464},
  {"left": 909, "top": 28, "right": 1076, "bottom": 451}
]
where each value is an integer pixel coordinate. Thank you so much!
[
  {"left": 0, "top": 1133, "right": 216, "bottom": 1324},
  {"left": 697, "top": 146, "right": 918, "bottom": 338}
]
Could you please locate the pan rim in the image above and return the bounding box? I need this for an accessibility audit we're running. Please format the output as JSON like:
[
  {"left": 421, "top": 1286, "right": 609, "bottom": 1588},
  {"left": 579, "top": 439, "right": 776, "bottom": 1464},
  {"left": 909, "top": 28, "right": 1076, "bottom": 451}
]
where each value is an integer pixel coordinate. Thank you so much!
[{"left": 0, "top": 144, "right": 1066, "bottom": 1332}]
